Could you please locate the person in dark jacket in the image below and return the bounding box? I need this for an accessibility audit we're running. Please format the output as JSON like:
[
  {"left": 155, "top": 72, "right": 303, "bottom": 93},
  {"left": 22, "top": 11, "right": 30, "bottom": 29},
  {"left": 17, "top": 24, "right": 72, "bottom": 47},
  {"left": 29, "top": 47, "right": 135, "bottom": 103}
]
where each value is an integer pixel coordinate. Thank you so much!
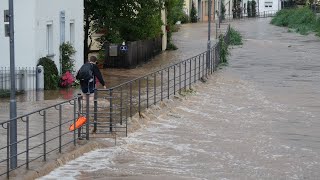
[{"left": 77, "top": 56, "right": 106, "bottom": 94}]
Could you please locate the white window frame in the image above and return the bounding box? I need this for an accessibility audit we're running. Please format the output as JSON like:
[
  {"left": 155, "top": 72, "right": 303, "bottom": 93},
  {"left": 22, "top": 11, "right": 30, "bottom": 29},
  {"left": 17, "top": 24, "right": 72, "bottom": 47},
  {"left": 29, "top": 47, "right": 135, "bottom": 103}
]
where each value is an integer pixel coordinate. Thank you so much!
[
  {"left": 70, "top": 20, "right": 75, "bottom": 45},
  {"left": 46, "top": 21, "right": 54, "bottom": 57}
]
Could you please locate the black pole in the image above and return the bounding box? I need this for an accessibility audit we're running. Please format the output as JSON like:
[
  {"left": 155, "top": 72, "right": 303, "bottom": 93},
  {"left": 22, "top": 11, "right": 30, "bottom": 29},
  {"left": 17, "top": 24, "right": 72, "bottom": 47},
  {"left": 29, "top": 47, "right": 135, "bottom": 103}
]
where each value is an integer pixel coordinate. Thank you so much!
[
  {"left": 9, "top": 0, "right": 17, "bottom": 169},
  {"left": 207, "top": 0, "right": 212, "bottom": 75}
]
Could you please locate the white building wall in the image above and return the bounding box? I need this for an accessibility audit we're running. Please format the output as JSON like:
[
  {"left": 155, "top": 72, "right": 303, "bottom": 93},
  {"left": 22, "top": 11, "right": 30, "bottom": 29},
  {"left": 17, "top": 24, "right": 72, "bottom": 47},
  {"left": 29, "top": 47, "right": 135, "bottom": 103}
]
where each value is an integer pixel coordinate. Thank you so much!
[
  {"left": 0, "top": 0, "right": 83, "bottom": 72},
  {"left": 35, "top": 0, "right": 84, "bottom": 73},
  {"left": 259, "top": 0, "right": 281, "bottom": 13},
  {"left": 15, "top": 0, "right": 37, "bottom": 68},
  {"left": 0, "top": 0, "right": 10, "bottom": 67}
]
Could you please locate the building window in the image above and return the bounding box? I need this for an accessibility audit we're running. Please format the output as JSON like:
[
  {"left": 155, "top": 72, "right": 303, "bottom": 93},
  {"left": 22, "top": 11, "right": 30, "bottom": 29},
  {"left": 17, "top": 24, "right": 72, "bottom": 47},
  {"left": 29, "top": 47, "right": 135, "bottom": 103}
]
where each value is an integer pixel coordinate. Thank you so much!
[
  {"left": 70, "top": 21, "right": 75, "bottom": 45},
  {"left": 46, "top": 23, "right": 53, "bottom": 56},
  {"left": 265, "top": 2, "right": 273, "bottom": 8}
]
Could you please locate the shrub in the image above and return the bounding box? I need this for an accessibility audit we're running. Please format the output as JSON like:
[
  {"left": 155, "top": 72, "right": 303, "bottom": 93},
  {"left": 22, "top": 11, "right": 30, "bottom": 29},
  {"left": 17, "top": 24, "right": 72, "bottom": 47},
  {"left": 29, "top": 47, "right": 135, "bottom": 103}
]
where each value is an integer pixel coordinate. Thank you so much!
[
  {"left": 219, "top": 35, "right": 229, "bottom": 64},
  {"left": 60, "top": 71, "right": 75, "bottom": 88},
  {"left": 190, "top": 1, "right": 198, "bottom": 23},
  {"left": 271, "top": 8, "right": 319, "bottom": 36},
  {"left": 229, "top": 28, "right": 243, "bottom": 45},
  {"left": 0, "top": 90, "right": 10, "bottom": 98},
  {"left": 221, "top": 0, "right": 226, "bottom": 20},
  {"left": 251, "top": 1, "right": 257, "bottom": 17},
  {"left": 166, "top": 42, "right": 178, "bottom": 50},
  {"left": 60, "top": 42, "right": 76, "bottom": 74},
  {"left": 37, "top": 57, "right": 59, "bottom": 90}
]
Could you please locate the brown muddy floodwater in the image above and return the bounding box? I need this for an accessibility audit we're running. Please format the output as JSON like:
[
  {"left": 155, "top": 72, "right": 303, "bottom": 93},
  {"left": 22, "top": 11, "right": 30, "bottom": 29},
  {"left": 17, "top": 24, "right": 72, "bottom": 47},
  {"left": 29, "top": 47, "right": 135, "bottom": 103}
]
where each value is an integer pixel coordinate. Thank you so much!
[{"left": 39, "top": 18, "right": 320, "bottom": 179}]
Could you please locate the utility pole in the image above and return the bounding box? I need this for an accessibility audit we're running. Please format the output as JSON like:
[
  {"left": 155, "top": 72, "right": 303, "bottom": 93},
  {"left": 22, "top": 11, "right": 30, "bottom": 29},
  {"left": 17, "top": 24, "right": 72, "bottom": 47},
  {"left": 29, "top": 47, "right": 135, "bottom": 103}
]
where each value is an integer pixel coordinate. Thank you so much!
[
  {"left": 207, "top": 0, "right": 212, "bottom": 74},
  {"left": 9, "top": 0, "right": 17, "bottom": 169}
]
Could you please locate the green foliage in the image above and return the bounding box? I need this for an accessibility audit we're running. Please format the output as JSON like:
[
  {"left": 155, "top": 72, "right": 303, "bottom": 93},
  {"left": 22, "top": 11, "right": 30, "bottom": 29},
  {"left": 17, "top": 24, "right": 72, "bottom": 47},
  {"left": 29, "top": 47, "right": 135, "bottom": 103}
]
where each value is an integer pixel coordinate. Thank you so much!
[
  {"left": 271, "top": 7, "right": 320, "bottom": 36},
  {"left": 229, "top": 28, "right": 243, "bottom": 45},
  {"left": 221, "top": 0, "right": 226, "bottom": 20},
  {"left": 0, "top": 90, "right": 10, "bottom": 98},
  {"left": 165, "top": 0, "right": 185, "bottom": 25},
  {"left": 37, "top": 57, "right": 59, "bottom": 90},
  {"left": 167, "top": 42, "right": 178, "bottom": 50},
  {"left": 0, "top": 90, "right": 24, "bottom": 98},
  {"left": 247, "top": 1, "right": 252, "bottom": 17},
  {"left": 85, "top": 0, "right": 163, "bottom": 45},
  {"left": 219, "top": 35, "right": 229, "bottom": 64},
  {"left": 251, "top": 1, "right": 257, "bottom": 17},
  {"left": 60, "top": 42, "right": 76, "bottom": 74},
  {"left": 164, "top": 0, "right": 185, "bottom": 51},
  {"left": 190, "top": 1, "right": 198, "bottom": 23},
  {"left": 181, "top": 13, "right": 190, "bottom": 24}
]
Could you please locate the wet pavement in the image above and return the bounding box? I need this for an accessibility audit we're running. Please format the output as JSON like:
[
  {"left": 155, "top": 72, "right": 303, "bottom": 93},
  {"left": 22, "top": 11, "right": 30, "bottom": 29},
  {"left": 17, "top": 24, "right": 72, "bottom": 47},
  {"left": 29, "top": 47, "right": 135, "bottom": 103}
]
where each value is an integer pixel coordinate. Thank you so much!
[{"left": 39, "top": 18, "right": 320, "bottom": 179}]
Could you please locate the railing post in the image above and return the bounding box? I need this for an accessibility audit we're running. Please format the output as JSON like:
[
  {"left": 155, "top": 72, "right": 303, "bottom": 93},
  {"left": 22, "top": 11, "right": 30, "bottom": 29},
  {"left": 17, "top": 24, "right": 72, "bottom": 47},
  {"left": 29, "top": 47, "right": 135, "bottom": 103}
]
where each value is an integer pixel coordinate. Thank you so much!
[
  {"left": 179, "top": 63, "right": 181, "bottom": 94},
  {"left": 147, "top": 77, "right": 149, "bottom": 108},
  {"left": 154, "top": 73, "right": 156, "bottom": 105},
  {"left": 109, "top": 89, "right": 113, "bottom": 132},
  {"left": 43, "top": 110, "right": 46, "bottom": 161},
  {"left": 194, "top": 58, "right": 197, "bottom": 83},
  {"left": 77, "top": 93, "right": 82, "bottom": 139},
  {"left": 26, "top": 116, "right": 29, "bottom": 169},
  {"left": 198, "top": 55, "right": 201, "bottom": 80},
  {"left": 167, "top": 68, "right": 170, "bottom": 99},
  {"left": 7, "top": 123, "right": 9, "bottom": 178},
  {"left": 120, "top": 86, "right": 123, "bottom": 125},
  {"left": 184, "top": 61, "right": 187, "bottom": 90},
  {"left": 85, "top": 93, "right": 90, "bottom": 140},
  {"left": 130, "top": 83, "right": 133, "bottom": 117},
  {"left": 174, "top": 66, "right": 176, "bottom": 95},
  {"left": 59, "top": 105, "right": 62, "bottom": 152},
  {"left": 93, "top": 90, "right": 98, "bottom": 132},
  {"left": 189, "top": 59, "right": 192, "bottom": 89},
  {"left": 161, "top": 71, "right": 163, "bottom": 101},
  {"left": 138, "top": 79, "right": 141, "bottom": 115}
]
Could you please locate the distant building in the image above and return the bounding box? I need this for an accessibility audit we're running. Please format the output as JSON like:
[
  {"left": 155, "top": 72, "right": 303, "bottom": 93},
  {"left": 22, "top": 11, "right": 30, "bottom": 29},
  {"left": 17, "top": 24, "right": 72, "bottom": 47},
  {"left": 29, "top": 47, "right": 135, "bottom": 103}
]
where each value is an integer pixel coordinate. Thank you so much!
[{"left": 0, "top": 0, "right": 84, "bottom": 72}]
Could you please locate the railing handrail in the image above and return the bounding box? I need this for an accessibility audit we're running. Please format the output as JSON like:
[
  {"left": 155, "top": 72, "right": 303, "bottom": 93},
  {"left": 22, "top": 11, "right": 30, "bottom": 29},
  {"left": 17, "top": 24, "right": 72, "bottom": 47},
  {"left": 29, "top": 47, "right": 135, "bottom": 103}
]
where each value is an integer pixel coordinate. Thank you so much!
[{"left": 1, "top": 95, "right": 81, "bottom": 125}]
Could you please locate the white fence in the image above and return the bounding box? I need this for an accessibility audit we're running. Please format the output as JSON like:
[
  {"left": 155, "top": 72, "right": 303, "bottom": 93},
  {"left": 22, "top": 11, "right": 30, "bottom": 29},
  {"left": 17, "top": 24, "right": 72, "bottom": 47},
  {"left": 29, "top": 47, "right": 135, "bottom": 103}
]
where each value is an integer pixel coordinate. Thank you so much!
[{"left": 0, "top": 66, "right": 44, "bottom": 92}]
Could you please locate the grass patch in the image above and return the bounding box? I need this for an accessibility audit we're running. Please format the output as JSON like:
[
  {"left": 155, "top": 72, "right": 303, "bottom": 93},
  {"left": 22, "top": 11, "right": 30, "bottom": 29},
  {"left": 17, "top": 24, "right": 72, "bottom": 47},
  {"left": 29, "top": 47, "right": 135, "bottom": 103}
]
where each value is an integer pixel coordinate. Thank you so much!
[
  {"left": 229, "top": 28, "right": 243, "bottom": 45},
  {"left": 271, "top": 7, "right": 320, "bottom": 36}
]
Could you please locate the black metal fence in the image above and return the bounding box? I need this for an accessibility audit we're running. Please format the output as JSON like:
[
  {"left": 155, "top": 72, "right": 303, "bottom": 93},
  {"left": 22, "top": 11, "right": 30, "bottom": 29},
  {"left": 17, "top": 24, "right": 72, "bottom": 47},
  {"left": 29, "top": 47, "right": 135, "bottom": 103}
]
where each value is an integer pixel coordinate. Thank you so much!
[
  {"left": 92, "top": 25, "right": 231, "bottom": 136},
  {"left": 0, "top": 93, "right": 96, "bottom": 178},
  {"left": 222, "top": 10, "right": 278, "bottom": 22},
  {"left": 104, "top": 37, "right": 162, "bottom": 68},
  {"left": 0, "top": 67, "right": 38, "bottom": 98}
]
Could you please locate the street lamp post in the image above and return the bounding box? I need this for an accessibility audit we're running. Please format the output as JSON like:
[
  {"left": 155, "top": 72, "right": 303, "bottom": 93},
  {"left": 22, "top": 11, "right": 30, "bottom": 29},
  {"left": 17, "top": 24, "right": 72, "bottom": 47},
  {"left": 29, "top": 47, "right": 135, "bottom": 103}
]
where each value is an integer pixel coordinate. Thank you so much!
[
  {"left": 207, "top": 0, "right": 212, "bottom": 75},
  {"left": 9, "top": 0, "right": 18, "bottom": 169}
]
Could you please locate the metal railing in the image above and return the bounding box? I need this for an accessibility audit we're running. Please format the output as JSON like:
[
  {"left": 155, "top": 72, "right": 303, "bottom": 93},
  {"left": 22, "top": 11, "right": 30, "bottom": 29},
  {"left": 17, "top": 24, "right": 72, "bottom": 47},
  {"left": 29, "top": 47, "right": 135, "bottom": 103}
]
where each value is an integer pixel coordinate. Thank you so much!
[
  {"left": 0, "top": 93, "right": 94, "bottom": 178},
  {"left": 92, "top": 25, "right": 231, "bottom": 136},
  {"left": 222, "top": 10, "right": 278, "bottom": 22}
]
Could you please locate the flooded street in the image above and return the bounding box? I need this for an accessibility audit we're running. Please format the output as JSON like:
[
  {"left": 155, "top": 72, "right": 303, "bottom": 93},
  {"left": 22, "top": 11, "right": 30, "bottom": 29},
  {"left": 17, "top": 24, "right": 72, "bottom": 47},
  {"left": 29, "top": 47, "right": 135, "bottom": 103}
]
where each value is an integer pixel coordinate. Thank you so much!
[
  {"left": 40, "top": 18, "right": 320, "bottom": 180},
  {"left": 0, "top": 22, "right": 224, "bottom": 121}
]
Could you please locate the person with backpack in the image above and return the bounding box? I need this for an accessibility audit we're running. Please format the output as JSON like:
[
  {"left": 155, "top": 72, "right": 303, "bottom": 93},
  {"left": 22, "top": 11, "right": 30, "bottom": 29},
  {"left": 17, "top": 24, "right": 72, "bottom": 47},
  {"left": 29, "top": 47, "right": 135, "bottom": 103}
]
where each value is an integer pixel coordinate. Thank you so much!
[{"left": 76, "top": 56, "right": 106, "bottom": 94}]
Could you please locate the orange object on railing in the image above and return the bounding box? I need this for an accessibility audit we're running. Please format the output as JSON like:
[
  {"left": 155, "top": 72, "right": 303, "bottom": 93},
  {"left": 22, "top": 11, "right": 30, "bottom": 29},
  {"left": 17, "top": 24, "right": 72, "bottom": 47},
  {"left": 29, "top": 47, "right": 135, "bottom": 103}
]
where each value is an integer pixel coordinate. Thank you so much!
[{"left": 69, "top": 116, "right": 87, "bottom": 131}]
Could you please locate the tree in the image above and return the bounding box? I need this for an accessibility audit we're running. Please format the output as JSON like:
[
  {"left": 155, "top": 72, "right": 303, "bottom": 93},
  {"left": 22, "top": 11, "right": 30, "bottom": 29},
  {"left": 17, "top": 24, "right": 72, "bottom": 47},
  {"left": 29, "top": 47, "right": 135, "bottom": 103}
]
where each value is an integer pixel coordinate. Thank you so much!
[
  {"left": 84, "top": 0, "right": 163, "bottom": 62},
  {"left": 221, "top": 0, "right": 226, "bottom": 20},
  {"left": 251, "top": 0, "right": 257, "bottom": 17},
  {"left": 190, "top": 1, "right": 198, "bottom": 23}
]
